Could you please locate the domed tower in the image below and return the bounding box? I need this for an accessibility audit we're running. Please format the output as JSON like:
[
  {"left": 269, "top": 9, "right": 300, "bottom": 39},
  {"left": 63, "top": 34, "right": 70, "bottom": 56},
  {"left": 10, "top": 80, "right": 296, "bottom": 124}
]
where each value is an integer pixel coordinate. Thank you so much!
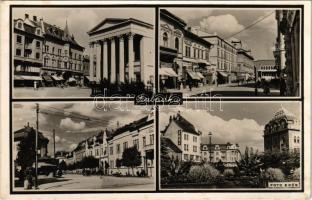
[{"left": 263, "top": 106, "right": 300, "bottom": 153}]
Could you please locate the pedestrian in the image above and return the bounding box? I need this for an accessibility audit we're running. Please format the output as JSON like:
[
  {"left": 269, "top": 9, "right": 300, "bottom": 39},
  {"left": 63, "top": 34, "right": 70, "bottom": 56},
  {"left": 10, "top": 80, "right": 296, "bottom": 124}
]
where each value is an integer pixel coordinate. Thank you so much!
[
  {"left": 189, "top": 80, "right": 192, "bottom": 91},
  {"left": 280, "top": 77, "right": 286, "bottom": 96},
  {"left": 263, "top": 80, "right": 271, "bottom": 96}
]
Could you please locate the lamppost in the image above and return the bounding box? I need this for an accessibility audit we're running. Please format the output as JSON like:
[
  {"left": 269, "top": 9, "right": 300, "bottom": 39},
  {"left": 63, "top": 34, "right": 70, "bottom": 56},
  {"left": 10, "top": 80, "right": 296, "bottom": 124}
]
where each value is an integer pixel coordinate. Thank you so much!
[{"left": 208, "top": 132, "right": 213, "bottom": 163}]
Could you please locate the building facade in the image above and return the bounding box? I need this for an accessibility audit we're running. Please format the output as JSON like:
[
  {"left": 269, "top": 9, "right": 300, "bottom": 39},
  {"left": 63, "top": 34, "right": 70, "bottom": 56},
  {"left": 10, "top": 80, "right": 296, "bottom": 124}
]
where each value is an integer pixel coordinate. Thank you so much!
[
  {"left": 273, "top": 11, "right": 286, "bottom": 80},
  {"left": 41, "top": 20, "right": 84, "bottom": 85},
  {"left": 107, "top": 114, "right": 154, "bottom": 176},
  {"left": 162, "top": 112, "right": 202, "bottom": 162},
  {"left": 13, "top": 14, "right": 44, "bottom": 86},
  {"left": 276, "top": 10, "right": 300, "bottom": 96},
  {"left": 159, "top": 10, "right": 212, "bottom": 90},
  {"left": 201, "top": 143, "right": 241, "bottom": 167},
  {"left": 255, "top": 59, "right": 277, "bottom": 81},
  {"left": 199, "top": 35, "right": 237, "bottom": 84},
  {"left": 264, "top": 107, "right": 301, "bottom": 153},
  {"left": 87, "top": 18, "right": 155, "bottom": 87},
  {"left": 13, "top": 14, "right": 85, "bottom": 87}
]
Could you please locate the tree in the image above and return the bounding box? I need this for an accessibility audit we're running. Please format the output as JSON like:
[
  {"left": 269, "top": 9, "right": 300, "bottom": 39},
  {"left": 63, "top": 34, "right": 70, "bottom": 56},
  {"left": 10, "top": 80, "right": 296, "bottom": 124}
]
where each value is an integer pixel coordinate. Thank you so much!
[
  {"left": 121, "top": 146, "right": 142, "bottom": 175},
  {"left": 16, "top": 135, "right": 36, "bottom": 181},
  {"left": 215, "top": 160, "right": 225, "bottom": 173},
  {"left": 116, "top": 159, "right": 122, "bottom": 172},
  {"left": 80, "top": 156, "right": 99, "bottom": 169}
]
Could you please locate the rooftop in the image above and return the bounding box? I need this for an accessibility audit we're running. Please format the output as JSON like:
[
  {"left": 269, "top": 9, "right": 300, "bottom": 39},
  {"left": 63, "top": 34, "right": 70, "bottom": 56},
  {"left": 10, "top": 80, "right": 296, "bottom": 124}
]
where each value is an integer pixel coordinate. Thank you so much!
[{"left": 161, "top": 137, "right": 182, "bottom": 153}]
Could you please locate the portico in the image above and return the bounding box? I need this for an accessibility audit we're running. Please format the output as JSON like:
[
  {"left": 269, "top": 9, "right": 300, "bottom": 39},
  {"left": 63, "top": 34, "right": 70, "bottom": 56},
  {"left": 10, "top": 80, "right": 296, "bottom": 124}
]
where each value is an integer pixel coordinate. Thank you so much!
[{"left": 87, "top": 18, "right": 154, "bottom": 86}]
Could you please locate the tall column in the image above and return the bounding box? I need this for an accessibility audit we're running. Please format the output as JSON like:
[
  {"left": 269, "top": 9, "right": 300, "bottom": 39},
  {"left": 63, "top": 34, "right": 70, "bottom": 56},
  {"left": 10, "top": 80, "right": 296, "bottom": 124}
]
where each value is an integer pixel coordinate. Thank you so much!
[
  {"left": 89, "top": 43, "right": 94, "bottom": 81},
  {"left": 128, "top": 33, "right": 134, "bottom": 82},
  {"left": 139, "top": 36, "right": 145, "bottom": 84},
  {"left": 96, "top": 41, "right": 101, "bottom": 82},
  {"left": 103, "top": 39, "right": 108, "bottom": 80},
  {"left": 119, "top": 36, "right": 125, "bottom": 83},
  {"left": 110, "top": 37, "right": 116, "bottom": 83}
]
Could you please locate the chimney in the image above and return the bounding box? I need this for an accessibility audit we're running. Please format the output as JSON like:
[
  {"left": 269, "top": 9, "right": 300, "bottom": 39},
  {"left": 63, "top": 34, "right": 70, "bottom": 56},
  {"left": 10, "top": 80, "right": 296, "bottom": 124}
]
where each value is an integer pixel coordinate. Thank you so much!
[
  {"left": 33, "top": 16, "right": 37, "bottom": 22},
  {"left": 25, "top": 14, "right": 29, "bottom": 19},
  {"left": 117, "top": 121, "right": 119, "bottom": 128},
  {"left": 27, "top": 122, "right": 29, "bottom": 127}
]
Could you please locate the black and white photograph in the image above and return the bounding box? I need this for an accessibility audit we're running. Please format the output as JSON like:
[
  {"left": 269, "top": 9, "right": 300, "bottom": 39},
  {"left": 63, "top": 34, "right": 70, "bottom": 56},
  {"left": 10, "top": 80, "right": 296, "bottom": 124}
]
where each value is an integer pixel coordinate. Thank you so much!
[
  {"left": 12, "top": 102, "right": 155, "bottom": 191},
  {"left": 160, "top": 102, "right": 302, "bottom": 189},
  {"left": 159, "top": 8, "right": 301, "bottom": 97},
  {"left": 12, "top": 7, "right": 155, "bottom": 98}
]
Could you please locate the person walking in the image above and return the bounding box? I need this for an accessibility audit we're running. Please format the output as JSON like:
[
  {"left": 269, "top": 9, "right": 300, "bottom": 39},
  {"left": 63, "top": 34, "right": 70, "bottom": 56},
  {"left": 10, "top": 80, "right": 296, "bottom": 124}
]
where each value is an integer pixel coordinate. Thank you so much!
[{"left": 280, "top": 77, "right": 286, "bottom": 96}]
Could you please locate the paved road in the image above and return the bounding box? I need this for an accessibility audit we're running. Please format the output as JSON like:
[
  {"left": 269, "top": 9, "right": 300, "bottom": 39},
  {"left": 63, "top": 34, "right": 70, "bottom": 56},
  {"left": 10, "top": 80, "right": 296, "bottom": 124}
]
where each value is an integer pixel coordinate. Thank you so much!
[
  {"left": 16, "top": 174, "right": 155, "bottom": 191},
  {"left": 166, "top": 82, "right": 281, "bottom": 97},
  {"left": 14, "top": 86, "right": 92, "bottom": 98}
]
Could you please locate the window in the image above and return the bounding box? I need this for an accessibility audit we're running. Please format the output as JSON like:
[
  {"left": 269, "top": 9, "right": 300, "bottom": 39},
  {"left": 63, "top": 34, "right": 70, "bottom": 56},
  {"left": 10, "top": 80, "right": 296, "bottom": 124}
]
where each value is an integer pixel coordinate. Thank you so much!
[
  {"left": 193, "top": 48, "right": 196, "bottom": 58},
  {"left": 16, "top": 35, "right": 22, "bottom": 43},
  {"left": 163, "top": 32, "right": 168, "bottom": 47},
  {"left": 45, "top": 45, "right": 49, "bottom": 52},
  {"left": 178, "top": 130, "right": 181, "bottom": 145},
  {"left": 150, "top": 134, "right": 154, "bottom": 145},
  {"left": 184, "top": 154, "right": 189, "bottom": 160},
  {"left": 193, "top": 136, "right": 197, "bottom": 142},
  {"left": 16, "top": 49, "right": 21, "bottom": 56},
  {"left": 184, "top": 144, "right": 189, "bottom": 151},
  {"left": 123, "top": 142, "right": 128, "bottom": 150},
  {"left": 116, "top": 144, "right": 120, "bottom": 154},
  {"left": 36, "top": 53, "right": 40, "bottom": 59},
  {"left": 143, "top": 137, "right": 146, "bottom": 147},
  {"left": 17, "top": 22, "right": 22, "bottom": 29},
  {"left": 133, "top": 139, "right": 139, "bottom": 149},
  {"left": 52, "top": 47, "right": 55, "bottom": 54},
  {"left": 44, "top": 57, "right": 48, "bottom": 66},
  {"left": 175, "top": 37, "right": 179, "bottom": 50},
  {"left": 36, "top": 41, "right": 40, "bottom": 48},
  {"left": 193, "top": 146, "right": 197, "bottom": 152},
  {"left": 36, "top": 29, "right": 40, "bottom": 35},
  {"left": 110, "top": 146, "right": 113, "bottom": 155},
  {"left": 57, "top": 60, "right": 61, "bottom": 68},
  {"left": 65, "top": 50, "right": 68, "bottom": 56},
  {"left": 58, "top": 49, "right": 62, "bottom": 55}
]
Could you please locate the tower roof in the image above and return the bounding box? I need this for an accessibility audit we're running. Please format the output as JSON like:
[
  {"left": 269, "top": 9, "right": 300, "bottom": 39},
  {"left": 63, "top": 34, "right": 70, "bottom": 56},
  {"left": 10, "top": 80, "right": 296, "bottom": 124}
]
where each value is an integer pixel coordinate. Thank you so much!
[{"left": 272, "top": 106, "right": 296, "bottom": 120}]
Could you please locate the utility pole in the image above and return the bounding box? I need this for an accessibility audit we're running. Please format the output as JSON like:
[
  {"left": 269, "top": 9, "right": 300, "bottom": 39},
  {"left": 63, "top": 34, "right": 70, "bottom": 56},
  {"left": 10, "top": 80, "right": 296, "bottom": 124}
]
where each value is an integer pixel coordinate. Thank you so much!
[
  {"left": 53, "top": 129, "right": 56, "bottom": 158},
  {"left": 208, "top": 132, "right": 212, "bottom": 163},
  {"left": 254, "top": 65, "right": 258, "bottom": 96},
  {"left": 35, "top": 103, "right": 39, "bottom": 189}
]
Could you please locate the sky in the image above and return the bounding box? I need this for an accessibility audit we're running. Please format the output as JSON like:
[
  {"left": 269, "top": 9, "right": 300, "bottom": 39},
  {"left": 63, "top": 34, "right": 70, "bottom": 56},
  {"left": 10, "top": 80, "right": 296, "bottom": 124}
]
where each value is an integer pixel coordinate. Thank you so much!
[
  {"left": 13, "top": 7, "right": 155, "bottom": 54},
  {"left": 166, "top": 8, "right": 279, "bottom": 60},
  {"left": 13, "top": 102, "right": 153, "bottom": 156},
  {"left": 159, "top": 102, "right": 301, "bottom": 153}
]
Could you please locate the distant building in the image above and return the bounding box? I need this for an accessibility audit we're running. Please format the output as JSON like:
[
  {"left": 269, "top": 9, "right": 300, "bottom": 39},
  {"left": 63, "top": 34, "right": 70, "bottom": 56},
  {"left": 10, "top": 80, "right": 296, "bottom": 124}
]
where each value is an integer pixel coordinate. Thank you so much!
[
  {"left": 13, "top": 14, "right": 44, "bottom": 86},
  {"left": 264, "top": 106, "right": 301, "bottom": 153},
  {"left": 159, "top": 9, "right": 212, "bottom": 89},
  {"left": 87, "top": 18, "right": 155, "bottom": 86},
  {"left": 255, "top": 59, "right": 277, "bottom": 81},
  {"left": 201, "top": 143, "right": 241, "bottom": 167},
  {"left": 162, "top": 111, "right": 202, "bottom": 162},
  {"left": 276, "top": 10, "right": 300, "bottom": 96},
  {"left": 107, "top": 113, "right": 154, "bottom": 176},
  {"left": 199, "top": 34, "right": 237, "bottom": 84}
]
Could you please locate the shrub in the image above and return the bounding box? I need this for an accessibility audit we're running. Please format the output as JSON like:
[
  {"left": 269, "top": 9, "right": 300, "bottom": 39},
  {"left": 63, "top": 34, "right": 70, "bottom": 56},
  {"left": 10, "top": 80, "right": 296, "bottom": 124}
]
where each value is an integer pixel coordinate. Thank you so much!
[
  {"left": 188, "top": 164, "right": 219, "bottom": 183},
  {"left": 292, "top": 168, "right": 300, "bottom": 180},
  {"left": 264, "top": 168, "right": 285, "bottom": 182},
  {"left": 223, "top": 169, "right": 235, "bottom": 177}
]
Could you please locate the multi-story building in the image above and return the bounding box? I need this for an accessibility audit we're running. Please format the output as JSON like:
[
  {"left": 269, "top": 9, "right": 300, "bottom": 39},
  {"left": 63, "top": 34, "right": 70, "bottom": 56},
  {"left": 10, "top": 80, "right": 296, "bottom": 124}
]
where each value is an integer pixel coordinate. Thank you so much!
[
  {"left": 82, "top": 55, "right": 90, "bottom": 85},
  {"left": 41, "top": 20, "right": 84, "bottom": 85},
  {"left": 273, "top": 11, "right": 286, "bottom": 79},
  {"left": 159, "top": 9, "right": 212, "bottom": 89},
  {"left": 13, "top": 14, "right": 85, "bottom": 87},
  {"left": 13, "top": 14, "right": 44, "bottom": 86},
  {"left": 199, "top": 34, "right": 237, "bottom": 84},
  {"left": 201, "top": 143, "right": 241, "bottom": 167},
  {"left": 255, "top": 59, "right": 278, "bottom": 81},
  {"left": 87, "top": 18, "right": 155, "bottom": 87},
  {"left": 264, "top": 106, "right": 301, "bottom": 153},
  {"left": 107, "top": 113, "right": 154, "bottom": 176},
  {"left": 276, "top": 10, "right": 301, "bottom": 96},
  {"left": 161, "top": 111, "right": 202, "bottom": 162}
]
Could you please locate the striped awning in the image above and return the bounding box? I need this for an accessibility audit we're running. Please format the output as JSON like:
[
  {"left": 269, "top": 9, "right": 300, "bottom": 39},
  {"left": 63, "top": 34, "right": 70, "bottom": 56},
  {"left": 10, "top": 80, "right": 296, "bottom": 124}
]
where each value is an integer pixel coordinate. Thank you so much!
[
  {"left": 51, "top": 75, "right": 64, "bottom": 81},
  {"left": 14, "top": 75, "right": 42, "bottom": 81},
  {"left": 196, "top": 72, "right": 205, "bottom": 79},
  {"left": 159, "top": 67, "right": 178, "bottom": 77},
  {"left": 187, "top": 71, "right": 200, "bottom": 80}
]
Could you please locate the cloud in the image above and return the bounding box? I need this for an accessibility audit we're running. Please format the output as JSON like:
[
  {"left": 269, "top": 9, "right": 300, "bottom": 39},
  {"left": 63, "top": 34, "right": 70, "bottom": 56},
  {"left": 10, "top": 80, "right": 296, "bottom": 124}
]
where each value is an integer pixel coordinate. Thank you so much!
[
  {"left": 60, "top": 118, "right": 86, "bottom": 131},
  {"left": 166, "top": 8, "right": 213, "bottom": 21},
  {"left": 199, "top": 14, "right": 244, "bottom": 37},
  {"left": 160, "top": 107, "right": 264, "bottom": 152}
]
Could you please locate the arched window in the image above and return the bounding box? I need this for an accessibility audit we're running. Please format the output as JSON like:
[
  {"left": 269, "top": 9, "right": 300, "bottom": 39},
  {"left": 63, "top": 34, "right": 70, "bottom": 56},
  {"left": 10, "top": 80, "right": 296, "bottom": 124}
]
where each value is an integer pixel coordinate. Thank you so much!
[
  {"left": 163, "top": 32, "right": 168, "bottom": 47},
  {"left": 175, "top": 37, "right": 179, "bottom": 50}
]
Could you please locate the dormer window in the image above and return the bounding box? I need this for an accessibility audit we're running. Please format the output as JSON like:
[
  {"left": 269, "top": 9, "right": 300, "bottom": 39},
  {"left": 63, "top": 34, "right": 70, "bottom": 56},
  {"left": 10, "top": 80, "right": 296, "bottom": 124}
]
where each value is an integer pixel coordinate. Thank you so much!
[
  {"left": 36, "top": 29, "right": 41, "bottom": 35},
  {"left": 17, "top": 22, "right": 22, "bottom": 29}
]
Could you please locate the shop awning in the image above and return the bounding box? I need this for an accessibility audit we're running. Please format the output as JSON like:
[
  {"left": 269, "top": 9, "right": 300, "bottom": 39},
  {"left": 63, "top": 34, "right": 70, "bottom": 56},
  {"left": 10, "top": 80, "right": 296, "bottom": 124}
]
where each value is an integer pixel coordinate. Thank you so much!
[
  {"left": 159, "top": 67, "right": 178, "bottom": 77},
  {"left": 15, "top": 75, "right": 42, "bottom": 81},
  {"left": 51, "top": 75, "right": 64, "bottom": 81},
  {"left": 42, "top": 75, "right": 53, "bottom": 82},
  {"left": 187, "top": 71, "right": 200, "bottom": 80},
  {"left": 218, "top": 71, "right": 229, "bottom": 77},
  {"left": 68, "top": 77, "right": 77, "bottom": 82},
  {"left": 33, "top": 162, "right": 57, "bottom": 168},
  {"left": 196, "top": 72, "right": 205, "bottom": 79}
]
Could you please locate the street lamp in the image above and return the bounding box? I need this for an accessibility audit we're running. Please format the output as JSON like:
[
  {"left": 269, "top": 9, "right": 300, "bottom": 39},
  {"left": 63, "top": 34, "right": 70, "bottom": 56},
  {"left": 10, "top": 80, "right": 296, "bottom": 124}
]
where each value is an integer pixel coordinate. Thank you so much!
[{"left": 208, "top": 132, "right": 213, "bottom": 163}]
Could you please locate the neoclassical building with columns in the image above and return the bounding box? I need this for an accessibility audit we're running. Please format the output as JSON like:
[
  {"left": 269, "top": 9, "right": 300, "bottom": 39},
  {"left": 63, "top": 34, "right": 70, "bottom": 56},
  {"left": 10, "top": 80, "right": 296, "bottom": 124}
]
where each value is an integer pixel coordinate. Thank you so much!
[{"left": 87, "top": 18, "right": 155, "bottom": 86}]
